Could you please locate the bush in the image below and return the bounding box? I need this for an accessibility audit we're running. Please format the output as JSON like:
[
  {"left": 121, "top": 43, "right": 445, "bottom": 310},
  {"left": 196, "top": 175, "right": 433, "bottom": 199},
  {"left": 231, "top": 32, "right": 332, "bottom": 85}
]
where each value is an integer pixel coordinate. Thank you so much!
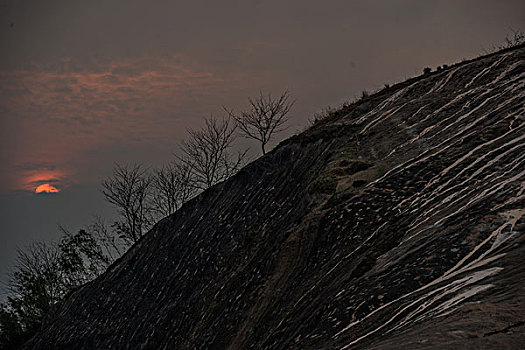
[{"left": 0, "top": 228, "right": 116, "bottom": 349}]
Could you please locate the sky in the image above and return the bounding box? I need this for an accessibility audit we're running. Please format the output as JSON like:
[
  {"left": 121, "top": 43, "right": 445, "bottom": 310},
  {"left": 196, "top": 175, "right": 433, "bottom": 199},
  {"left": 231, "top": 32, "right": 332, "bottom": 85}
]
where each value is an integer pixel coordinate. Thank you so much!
[{"left": 1, "top": 0, "right": 524, "bottom": 292}]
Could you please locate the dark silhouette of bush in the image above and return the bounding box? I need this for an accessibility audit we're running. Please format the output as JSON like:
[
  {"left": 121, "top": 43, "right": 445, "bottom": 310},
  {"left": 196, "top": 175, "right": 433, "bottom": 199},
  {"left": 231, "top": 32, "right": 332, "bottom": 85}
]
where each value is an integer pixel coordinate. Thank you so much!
[{"left": 0, "top": 230, "right": 115, "bottom": 350}]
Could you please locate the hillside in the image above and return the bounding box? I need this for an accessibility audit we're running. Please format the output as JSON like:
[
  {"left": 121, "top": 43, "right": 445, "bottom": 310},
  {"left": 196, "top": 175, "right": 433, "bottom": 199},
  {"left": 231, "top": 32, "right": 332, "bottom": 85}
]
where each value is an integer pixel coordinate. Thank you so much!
[{"left": 24, "top": 45, "right": 525, "bottom": 349}]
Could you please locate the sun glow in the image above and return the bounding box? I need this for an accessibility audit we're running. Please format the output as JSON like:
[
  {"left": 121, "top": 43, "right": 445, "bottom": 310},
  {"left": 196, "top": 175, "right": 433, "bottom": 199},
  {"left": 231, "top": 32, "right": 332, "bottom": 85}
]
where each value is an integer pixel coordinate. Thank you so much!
[
  {"left": 17, "top": 168, "right": 69, "bottom": 193},
  {"left": 35, "top": 184, "right": 60, "bottom": 194}
]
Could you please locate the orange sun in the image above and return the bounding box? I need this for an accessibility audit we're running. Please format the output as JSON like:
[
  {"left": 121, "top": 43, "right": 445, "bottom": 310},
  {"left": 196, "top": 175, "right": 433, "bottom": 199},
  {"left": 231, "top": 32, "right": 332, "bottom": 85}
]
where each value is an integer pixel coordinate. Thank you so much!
[{"left": 35, "top": 184, "right": 60, "bottom": 194}]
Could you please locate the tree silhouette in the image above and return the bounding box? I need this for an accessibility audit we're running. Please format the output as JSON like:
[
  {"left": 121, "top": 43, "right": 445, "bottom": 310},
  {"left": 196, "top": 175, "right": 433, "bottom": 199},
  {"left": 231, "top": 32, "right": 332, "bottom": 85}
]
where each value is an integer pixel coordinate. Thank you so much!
[
  {"left": 226, "top": 91, "right": 295, "bottom": 155},
  {"left": 0, "top": 228, "right": 115, "bottom": 350},
  {"left": 101, "top": 164, "right": 152, "bottom": 244},
  {"left": 177, "top": 116, "right": 245, "bottom": 190},
  {"left": 150, "top": 162, "right": 196, "bottom": 218}
]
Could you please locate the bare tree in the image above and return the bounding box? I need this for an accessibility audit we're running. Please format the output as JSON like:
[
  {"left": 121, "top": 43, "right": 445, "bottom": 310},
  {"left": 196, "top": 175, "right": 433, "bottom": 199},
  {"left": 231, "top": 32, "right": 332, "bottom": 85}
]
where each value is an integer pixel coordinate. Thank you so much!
[
  {"left": 101, "top": 164, "right": 152, "bottom": 244},
  {"left": 225, "top": 91, "right": 295, "bottom": 155},
  {"left": 86, "top": 215, "right": 127, "bottom": 262},
  {"left": 5, "top": 242, "right": 65, "bottom": 308},
  {"left": 483, "top": 28, "right": 525, "bottom": 54},
  {"left": 502, "top": 28, "right": 524, "bottom": 48},
  {"left": 177, "top": 116, "right": 246, "bottom": 190},
  {"left": 150, "top": 162, "right": 196, "bottom": 218}
]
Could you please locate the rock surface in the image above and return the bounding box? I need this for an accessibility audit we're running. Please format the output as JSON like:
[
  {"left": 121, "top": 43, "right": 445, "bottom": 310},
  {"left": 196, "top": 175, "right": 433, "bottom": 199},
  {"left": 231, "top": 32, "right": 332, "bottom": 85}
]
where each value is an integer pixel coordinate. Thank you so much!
[{"left": 24, "top": 45, "right": 525, "bottom": 349}]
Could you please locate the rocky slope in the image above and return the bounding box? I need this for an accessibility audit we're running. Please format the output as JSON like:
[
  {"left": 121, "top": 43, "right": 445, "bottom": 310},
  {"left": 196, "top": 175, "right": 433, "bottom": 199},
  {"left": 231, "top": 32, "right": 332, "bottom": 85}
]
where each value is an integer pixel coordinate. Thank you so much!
[{"left": 24, "top": 45, "right": 525, "bottom": 349}]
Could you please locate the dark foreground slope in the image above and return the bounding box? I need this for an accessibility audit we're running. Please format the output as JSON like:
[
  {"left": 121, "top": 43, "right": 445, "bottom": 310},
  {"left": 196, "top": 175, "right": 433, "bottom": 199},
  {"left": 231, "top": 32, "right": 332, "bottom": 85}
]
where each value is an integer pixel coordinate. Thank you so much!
[{"left": 25, "top": 46, "right": 525, "bottom": 349}]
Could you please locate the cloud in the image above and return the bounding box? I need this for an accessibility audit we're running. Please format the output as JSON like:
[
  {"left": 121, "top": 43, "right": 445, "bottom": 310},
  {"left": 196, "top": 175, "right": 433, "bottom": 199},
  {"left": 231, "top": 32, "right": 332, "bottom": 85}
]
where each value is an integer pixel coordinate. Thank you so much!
[
  {"left": 0, "top": 55, "right": 222, "bottom": 130},
  {"left": 15, "top": 162, "right": 57, "bottom": 172},
  {"left": 0, "top": 54, "right": 237, "bottom": 192},
  {"left": 6, "top": 162, "right": 67, "bottom": 193},
  {"left": 20, "top": 167, "right": 69, "bottom": 192}
]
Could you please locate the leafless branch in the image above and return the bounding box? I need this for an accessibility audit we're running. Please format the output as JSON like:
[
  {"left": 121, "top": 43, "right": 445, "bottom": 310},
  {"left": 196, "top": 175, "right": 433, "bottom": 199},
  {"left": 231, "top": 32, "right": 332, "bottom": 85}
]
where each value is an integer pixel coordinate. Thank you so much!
[
  {"left": 101, "top": 164, "right": 152, "bottom": 244},
  {"left": 87, "top": 215, "right": 126, "bottom": 262},
  {"left": 176, "top": 116, "right": 246, "bottom": 190},
  {"left": 225, "top": 91, "right": 295, "bottom": 155},
  {"left": 150, "top": 162, "right": 197, "bottom": 218}
]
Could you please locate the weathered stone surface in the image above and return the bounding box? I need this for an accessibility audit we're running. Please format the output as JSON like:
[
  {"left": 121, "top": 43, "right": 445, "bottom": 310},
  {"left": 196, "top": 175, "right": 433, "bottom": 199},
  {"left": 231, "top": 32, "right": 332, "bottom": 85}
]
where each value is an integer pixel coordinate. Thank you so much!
[{"left": 24, "top": 45, "right": 525, "bottom": 349}]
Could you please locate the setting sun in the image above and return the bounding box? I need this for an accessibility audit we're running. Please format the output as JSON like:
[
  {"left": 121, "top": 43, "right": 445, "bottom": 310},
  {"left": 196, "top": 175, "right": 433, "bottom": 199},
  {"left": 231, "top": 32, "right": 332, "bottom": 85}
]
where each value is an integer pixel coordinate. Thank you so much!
[{"left": 35, "top": 184, "right": 60, "bottom": 194}]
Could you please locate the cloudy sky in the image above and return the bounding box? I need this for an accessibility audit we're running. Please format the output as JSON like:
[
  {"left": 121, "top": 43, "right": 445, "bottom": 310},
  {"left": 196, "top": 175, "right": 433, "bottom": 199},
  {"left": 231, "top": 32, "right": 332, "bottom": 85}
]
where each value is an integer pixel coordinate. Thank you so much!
[{"left": 1, "top": 0, "right": 524, "bottom": 289}]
